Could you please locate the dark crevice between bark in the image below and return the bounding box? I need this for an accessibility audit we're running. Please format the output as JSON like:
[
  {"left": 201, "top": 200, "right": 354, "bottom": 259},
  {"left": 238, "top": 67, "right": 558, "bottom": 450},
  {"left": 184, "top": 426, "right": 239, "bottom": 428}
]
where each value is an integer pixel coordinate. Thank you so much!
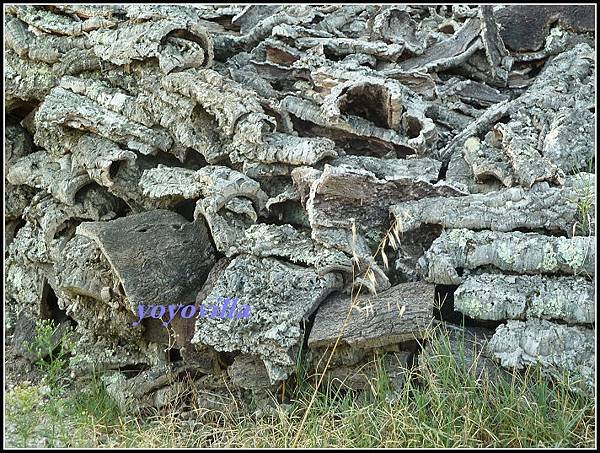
[
  {"left": 7, "top": 100, "right": 40, "bottom": 125},
  {"left": 40, "top": 282, "right": 72, "bottom": 326},
  {"left": 168, "top": 348, "right": 183, "bottom": 363},
  {"left": 174, "top": 198, "right": 197, "bottom": 222},
  {"left": 433, "top": 284, "right": 502, "bottom": 330},
  {"left": 120, "top": 363, "right": 152, "bottom": 378}
]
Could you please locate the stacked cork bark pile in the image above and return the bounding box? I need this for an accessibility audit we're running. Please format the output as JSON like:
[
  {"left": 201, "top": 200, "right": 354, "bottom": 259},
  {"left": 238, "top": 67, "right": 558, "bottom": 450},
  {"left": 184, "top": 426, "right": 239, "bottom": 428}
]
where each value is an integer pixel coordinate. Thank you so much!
[{"left": 5, "top": 4, "right": 595, "bottom": 412}]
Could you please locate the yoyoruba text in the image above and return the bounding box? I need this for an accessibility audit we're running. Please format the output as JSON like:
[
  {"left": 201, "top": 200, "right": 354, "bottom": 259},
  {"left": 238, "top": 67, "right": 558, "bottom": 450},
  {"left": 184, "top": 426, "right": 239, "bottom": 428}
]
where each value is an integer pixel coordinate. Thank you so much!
[{"left": 131, "top": 297, "right": 250, "bottom": 327}]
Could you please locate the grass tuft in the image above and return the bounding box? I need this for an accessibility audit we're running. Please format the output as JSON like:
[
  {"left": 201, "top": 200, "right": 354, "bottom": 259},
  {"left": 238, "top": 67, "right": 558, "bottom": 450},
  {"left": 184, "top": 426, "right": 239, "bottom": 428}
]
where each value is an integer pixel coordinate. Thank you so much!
[{"left": 5, "top": 324, "right": 595, "bottom": 448}]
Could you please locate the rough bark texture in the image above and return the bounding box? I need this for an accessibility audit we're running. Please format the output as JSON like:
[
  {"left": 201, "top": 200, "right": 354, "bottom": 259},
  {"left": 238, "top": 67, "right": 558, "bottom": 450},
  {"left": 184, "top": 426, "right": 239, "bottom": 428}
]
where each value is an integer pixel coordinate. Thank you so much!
[
  {"left": 191, "top": 255, "right": 344, "bottom": 382},
  {"left": 419, "top": 229, "right": 595, "bottom": 285},
  {"left": 308, "top": 282, "right": 435, "bottom": 349},
  {"left": 4, "top": 4, "right": 595, "bottom": 409},
  {"left": 454, "top": 273, "right": 594, "bottom": 324},
  {"left": 486, "top": 320, "right": 594, "bottom": 394},
  {"left": 390, "top": 183, "right": 583, "bottom": 236}
]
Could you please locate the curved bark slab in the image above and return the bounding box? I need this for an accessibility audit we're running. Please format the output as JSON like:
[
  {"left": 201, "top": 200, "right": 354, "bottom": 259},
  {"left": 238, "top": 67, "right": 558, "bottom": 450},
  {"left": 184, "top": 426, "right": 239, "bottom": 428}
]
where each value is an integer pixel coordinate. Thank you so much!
[
  {"left": 76, "top": 210, "right": 216, "bottom": 313},
  {"left": 5, "top": 51, "right": 59, "bottom": 106},
  {"left": 320, "top": 79, "right": 437, "bottom": 154},
  {"left": 399, "top": 18, "right": 483, "bottom": 72},
  {"left": 282, "top": 95, "right": 420, "bottom": 157},
  {"left": 231, "top": 132, "right": 337, "bottom": 166},
  {"left": 54, "top": 235, "right": 143, "bottom": 342},
  {"left": 455, "top": 273, "right": 594, "bottom": 324},
  {"left": 486, "top": 319, "right": 594, "bottom": 394},
  {"left": 162, "top": 68, "right": 276, "bottom": 142},
  {"left": 191, "top": 255, "right": 344, "bottom": 382},
  {"left": 72, "top": 135, "right": 138, "bottom": 189},
  {"left": 308, "top": 281, "right": 435, "bottom": 349},
  {"left": 89, "top": 19, "right": 213, "bottom": 73},
  {"left": 419, "top": 229, "right": 595, "bottom": 285},
  {"left": 304, "top": 156, "right": 460, "bottom": 232},
  {"left": 7, "top": 151, "right": 91, "bottom": 206},
  {"left": 390, "top": 184, "right": 581, "bottom": 236},
  {"left": 226, "top": 223, "right": 352, "bottom": 275},
  {"left": 34, "top": 86, "right": 173, "bottom": 157},
  {"left": 12, "top": 5, "right": 117, "bottom": 36}
]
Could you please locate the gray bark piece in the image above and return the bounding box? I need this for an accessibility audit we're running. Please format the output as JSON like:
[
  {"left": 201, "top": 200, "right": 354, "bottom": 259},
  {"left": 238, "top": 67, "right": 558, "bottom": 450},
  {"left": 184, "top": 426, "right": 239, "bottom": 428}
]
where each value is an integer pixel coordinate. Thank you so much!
[
  {"left": 139, "top": 165, "right": 201, "bottom": 206},
  {"left": 5, "top": 184, "right": 37, "bottom": 221},
  {"left": 54, "top": 236, "right": 144, "bottom": 342},
  {"left": 419, "top": 229, "right": 594, "bottom": 285},
  {"left": 34, "top": 86, "right": 173, "bottom": 157},
  {"left": 369, "top": 7, "right": 426, "bottom": 53},
  {"left": 231, "top": 132, "right": 337, "bottom": 166},
  {"left": 162, "top": 68, "right": 276, "bottom": 142},
  {"left": 76, "top": 210, "right": 215, "bottom": 313},
  {"left": 7, "top": 151, "right": 91, "bottom": 206},
  {"left": 265, "top": 184, "right": 299, "bottom": 211},
  {"left": 541, "top": 107, "right": 595, "bottom": 174},
  {"left": 304, "top": 157, "right": 463, "bottom": 232},
  {"left": 295, "top": 156, "right": 463, "bottom": 293},
  {"left": 308, "top": 281, "right": 435, "bottom": 349},
  {"left": 513, "top": 44, "right": 593, "bottom": 165},
  {"left": 88, "top": 19, "right": 213, "bottom": 72},
  {"left": 194, "top": 203, "right": 252, "bottom": 255},
  {"left": 390, "top": 184, "right": 581, "bottom": 235},
  {"left": 479, "top": 6, "right": 512, "bottom": 86},
  {"left": 194, "top": 165, "right": 268, "bottom": 214},
  {"left": 319, "top": 78, "right": 438, "bottom": 154},
  {"left": 437, "top": 78, "right": 510, "bottom": 108},
  {"left": 494, "top": 121, "right": 564, "bottom": 188},
  {"left": 232, "top": 6, "right": 282, "bottom": 34},
  {"left": 5, "top": 124, "right": 34, "bottom": 173},
  {"left": 445, "top": 141, "right": 506, "bottom": 194},
  {"left": 69, "top": 334, "right": 162, "bottom": 376},
  {"left": 13, "top": 5, "right": 117, "bottom": 36},
  {"left": 5, "top": 16, "right": 93, "bottom": 65},
  {"left": 5, "top": 238, "right": 47, "bottom": 322},
  {"left": 140, "top": 164, "right": 269, "bottom": 214},
  {"left": 494, "top": 5, "right": 595, "bottom": 52},
  {"left": 294, "top": 37, "right": 405, "bottom": 62},
  {"left": 191, "top": 255, "right": 344, "bottom": 382},
  {"left": 462, "top": 136, "right": 514, "bottom": 187},
  {"left": 461, "top": 43, "right": 596, "bottom": 181},
  {"left": 59, "top": 74, "right": 227, "bottom": 164},
  {"left": 399, "top": 18, "right": 482, "bottom": 72},
  {"left": 281, "top": 96, "right": 420, "bottom": 156},
  {"left": 72, "top": 134, "right": 138, "bottom": 189},
  {"left": 219, "top": 5, "right": 317, "bottom": 55},
  {"left": 5, "top": 50, "right": 56, "bottom": 105},
  {"left": 226, "top": 223, "right": 352, "bottom": 275},
  {"left": 24, "top": 185, "right": 122, "bottom": 248},
  {"left": 486, "top": 319, "right": 595, "bottom": 394},
  {"left": 55, "top": 235, "right": 121, "bottom": 306},
  {"left": 455, "top": 273, "right": 594, "bottom": 324},
  {"left": 6, "top": 187, "right": 123, "bottom": 339}
]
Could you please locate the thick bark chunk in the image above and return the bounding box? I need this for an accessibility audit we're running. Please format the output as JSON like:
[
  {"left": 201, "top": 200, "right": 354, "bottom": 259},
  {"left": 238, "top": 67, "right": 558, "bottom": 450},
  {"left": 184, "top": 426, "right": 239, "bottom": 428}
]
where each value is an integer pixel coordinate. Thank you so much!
[
  {"left": 486, "top": 319, "right": 594, "bottom": 394},
  {"left": 76, "top": 210, "right": 215, "bottom": 312},
  {"left": 419, "top": 229, "right": 595, "bottom": 285},
  {"left": 308, "top": 281, "right": 435, "bottom": 349},
  {"left": 455, "top": 273, "right": 594, "bottom": 324}
]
